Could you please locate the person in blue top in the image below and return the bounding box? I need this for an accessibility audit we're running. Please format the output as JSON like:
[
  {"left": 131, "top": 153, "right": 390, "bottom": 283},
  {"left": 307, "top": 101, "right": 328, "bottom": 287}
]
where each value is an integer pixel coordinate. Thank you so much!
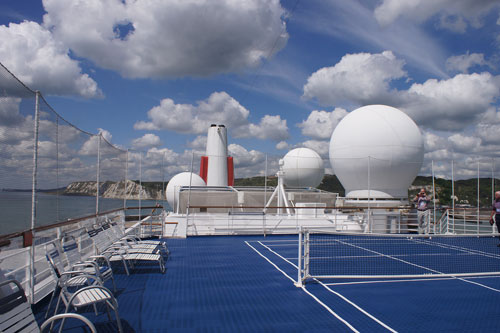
[
  {"left": 413, "top": 188, "right": 431, "bottom": 234},
  {"left": 489, "top": 191, "right": 500, "bottom": 246}
]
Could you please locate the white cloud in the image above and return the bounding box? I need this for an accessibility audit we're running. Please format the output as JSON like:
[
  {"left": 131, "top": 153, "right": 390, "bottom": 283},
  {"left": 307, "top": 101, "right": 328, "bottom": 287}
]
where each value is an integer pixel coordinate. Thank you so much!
[
  {"left": 303, "top": 51, "right": 500, "bottom": 132},
  {"left": 422, "top": 131, "right": 448, "bottom": 152},
  {"left": 187, "top": 136, "right": 207, "bottom": 150},
  {"left": 132, "top": 133, "right": 162, "bottom": 150},
  {"left": 448, "top": 133, "right": 481, "bottom": 152},
  {"left": 476, "top": 124, "right": 500, "bottom": 144},
  {"left": 275, "top": 141, "right": 289, "bottom": 150},
  {"left": 298, "top": 108, "right": 348, "bottom": 140},
  {"left": 439, "top": 14, "right": 468, "bottom": 33},
  {"left": 79, "top": 129, "right": 113, "bottom": 156},
  {"left": 445, "top": 52, "right": 487, "bottom": 73},
  {"left": 401, "top": 72, "right": 500, "bottom": 131},
  {"left": 134, "top": 91, "right": 249, "bottom": 134},
  {"left": 0, "top": 97, "right": 25, "bottom": 127},
  {"left": 303, "top": 51, "right": 406, "bottom": 106},
  {"left": 374, "top": 0, "right": 500, "bottom": 32},
  {"left": 135, "top": 91, "right": 289, "bottom": 141},
  {"left": 228, "top": 143, "right": 268, "bottom": 177},
  {"left": 296, "top": 2, "right": 447, "bottom": 78},
  {"left": 0, "top": 21, "right": 102, "bottom": 98},
  {"left": 42, "top": 0, "right": 288, "bottom": 78},
  {"left": 236, "top": 115, "right": 289, "bottom": 141},
  {"left": 300, "top": 140, "right": 330, "bottom": 158}
]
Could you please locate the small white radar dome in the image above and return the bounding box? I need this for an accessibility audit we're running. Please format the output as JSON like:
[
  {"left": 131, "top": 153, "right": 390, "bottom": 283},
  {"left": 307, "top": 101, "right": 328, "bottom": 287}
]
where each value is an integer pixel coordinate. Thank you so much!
[
  {"left": 283, "top": 148, "right": 325, "bottom": 188},
  {"left": 166, "top": 172, "right": 206, "bottom": 210},
  {"left": 329, "top": 105, "right": 424, "bottom": 199}
]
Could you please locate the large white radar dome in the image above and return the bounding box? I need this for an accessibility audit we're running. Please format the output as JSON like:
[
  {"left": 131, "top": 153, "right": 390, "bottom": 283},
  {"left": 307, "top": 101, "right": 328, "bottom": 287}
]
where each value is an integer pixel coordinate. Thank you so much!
[
  {"left": 166, "top": 172, "right": 206, "bottom": 210},
  {"left": 283, "top": 148, "right": 324, "bottom": 188},
  {"left": 329, "top": 105, "right": 424, "bottom": 199}
]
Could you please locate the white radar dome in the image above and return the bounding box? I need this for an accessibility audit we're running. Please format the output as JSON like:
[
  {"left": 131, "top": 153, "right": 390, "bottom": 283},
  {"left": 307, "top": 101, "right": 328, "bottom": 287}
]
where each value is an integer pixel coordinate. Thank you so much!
[
  {"left": 166, "top": 172, "right": 206, "bottom": 211},
  {"left": 329, "top": 105, "right": 424, "bottom": 199},
  {"left": 283, "top": 148, "right": 325, "bottom": 188}
]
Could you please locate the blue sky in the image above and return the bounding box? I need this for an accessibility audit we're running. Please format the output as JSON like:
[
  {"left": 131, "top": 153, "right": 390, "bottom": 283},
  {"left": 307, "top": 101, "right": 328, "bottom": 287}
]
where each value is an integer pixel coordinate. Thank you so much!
[{"left": 1, "top": 0, "right": 500, "bottom": 181}]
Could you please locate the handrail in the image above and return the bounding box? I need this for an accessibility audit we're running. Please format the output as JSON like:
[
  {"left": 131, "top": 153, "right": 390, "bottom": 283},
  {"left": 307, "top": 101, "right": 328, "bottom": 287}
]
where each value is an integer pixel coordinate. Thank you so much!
[
  {"left": 0, "top": 205, "right": 162, "bottom": 245},
  {"left": 188, "top": 205, "right": 414, "bottom": 210}
]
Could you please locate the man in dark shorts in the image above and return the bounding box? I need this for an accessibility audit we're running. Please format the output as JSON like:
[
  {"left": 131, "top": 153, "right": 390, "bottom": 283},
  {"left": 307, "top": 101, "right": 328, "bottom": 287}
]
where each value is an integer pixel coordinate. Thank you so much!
[{"left": 489, "top": 191, "right": 500, "bottom": 246}]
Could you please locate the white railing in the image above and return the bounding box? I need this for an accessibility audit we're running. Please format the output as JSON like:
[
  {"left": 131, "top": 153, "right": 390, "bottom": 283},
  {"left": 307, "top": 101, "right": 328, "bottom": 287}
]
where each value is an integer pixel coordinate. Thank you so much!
[
  {"left": 436, "top": 208, "right": 495, "bottom": 235},
  {"left": 0, "top": 209, "right": 158, "bottom": 304}
]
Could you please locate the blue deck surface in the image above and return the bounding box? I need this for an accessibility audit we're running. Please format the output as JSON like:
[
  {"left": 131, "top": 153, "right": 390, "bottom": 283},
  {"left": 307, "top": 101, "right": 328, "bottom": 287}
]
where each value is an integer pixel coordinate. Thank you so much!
[{"left": 34, "top": 234, "right": 500, "bottom": 332}]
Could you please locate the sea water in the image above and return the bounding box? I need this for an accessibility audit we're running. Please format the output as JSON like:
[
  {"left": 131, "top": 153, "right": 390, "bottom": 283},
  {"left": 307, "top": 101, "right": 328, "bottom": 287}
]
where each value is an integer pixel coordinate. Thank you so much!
[{"left": 0, "top": 191, "right": 166, "bottom": 235}]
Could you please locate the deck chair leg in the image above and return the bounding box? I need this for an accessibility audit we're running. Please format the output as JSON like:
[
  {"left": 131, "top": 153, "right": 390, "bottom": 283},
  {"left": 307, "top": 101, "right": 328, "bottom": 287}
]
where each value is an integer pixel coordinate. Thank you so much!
[
  {"left": 58, "top": 317, "right": 66, "bottom": 333},
  {"left": 113, "top": 302, "right": 123, "bottom": 332},
  {"left": 54, "top": 293, "right": 63, "bottom": 316},
  {"left": 50, "top": 294, "right": 63, "bottom": 331},
  {"left": 122, "top": 259, "right": 130, "bottom": 275},
  {"left": 45, "top": 284, "right": 59, "bottom": 318},
  {"left": 111, "top": 274, "right": 117, "bottom": 292},
  {"left": 160, "top": 257, "right": 165, "bottom": 273},
  {"left": 105, "top": 302, "right": 113, "bottom": 322}
]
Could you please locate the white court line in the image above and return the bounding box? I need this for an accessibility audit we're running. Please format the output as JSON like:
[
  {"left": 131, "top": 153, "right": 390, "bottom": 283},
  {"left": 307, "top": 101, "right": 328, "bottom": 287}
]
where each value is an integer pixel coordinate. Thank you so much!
[
  {"left": 256, "top": 244, "right": 299, "bottom": 247},
  {"left": 325, "top": 274, "right": 500, "bottom": 286},
  {"left": 244, "top": 241, "right": 360, "bottom": 333},
  {"left": 255, "top": 241, "right": 397, "bottom": 333},
  {"left": 413, "top": 238, "right": 500, "bottom": 260},
  {"left": 251, "top": 239, "right": 297, "bottom": 243},
  {"left": 335, "top": 239, "right": 444, "bottom": 275},
  {"left": 335, "top": 238, "right": 500, "bottom": 293}
]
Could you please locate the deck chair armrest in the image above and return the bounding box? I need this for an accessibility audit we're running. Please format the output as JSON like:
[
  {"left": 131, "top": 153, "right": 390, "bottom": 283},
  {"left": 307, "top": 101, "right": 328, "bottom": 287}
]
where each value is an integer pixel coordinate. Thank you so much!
[
  {"left": 40, "top": 313, "right": 97, "bottom": 333},
  {"left": 59, "top": 270, "right": 89, "bottom": 278},
  {"left": 89, "top": 255, "right": 112, "bottom": 267},
  {"left": 112, "top": 240, "right": 131, "bottom": 248},
  {"left": 122, "top": 235, "right": 141, "bottom": 242},
  {"left": 71, "top": 261, "right": 99, "bottom": 270},
  {"left": 104, "top": 244, "right": 129, "bottom": 254},
  {"left": 102, "top": 249, "right": 127, "bottom": 258}
]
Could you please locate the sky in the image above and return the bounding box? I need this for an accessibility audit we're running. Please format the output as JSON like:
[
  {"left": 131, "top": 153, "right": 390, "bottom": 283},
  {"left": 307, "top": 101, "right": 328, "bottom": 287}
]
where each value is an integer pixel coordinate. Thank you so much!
[{"left": 1, "top": 0, "right": 500, "bottom": 183}]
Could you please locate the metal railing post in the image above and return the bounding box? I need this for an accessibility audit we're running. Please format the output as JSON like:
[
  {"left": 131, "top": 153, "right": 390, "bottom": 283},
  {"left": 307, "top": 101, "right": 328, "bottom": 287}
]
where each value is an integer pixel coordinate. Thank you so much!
[
  {"left": 29, "top": 90, "right": 41, "bottom": 303},
  {"left": 139, "top": 151, "right": 142, "bottom": 223},
  {"left": 367, "top": 156, "right": 371, "bottom": 233},
  {"left": 96, "top": 133, "right": 101, "bottom": 216},
  {"left": 432, "top": 160, "right": 436, "bottom": 234},
  {"left": 477, "top": 162, "right": 480, "bottom": 233},
  {"left": 446, "top": 210, "right": 450, "bottom": 234},
  {"left": 295, "top": 226, "right": 303, "bottom": 287},
  {"left": 451, "top": 160, "right": 455, "bottom": 233}
]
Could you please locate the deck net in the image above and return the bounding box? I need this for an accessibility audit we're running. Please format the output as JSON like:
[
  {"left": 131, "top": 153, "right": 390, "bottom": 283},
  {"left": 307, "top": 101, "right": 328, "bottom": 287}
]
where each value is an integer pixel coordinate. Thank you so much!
[{"left": 297, "top": 229, "right": 500, "bottom": 284}]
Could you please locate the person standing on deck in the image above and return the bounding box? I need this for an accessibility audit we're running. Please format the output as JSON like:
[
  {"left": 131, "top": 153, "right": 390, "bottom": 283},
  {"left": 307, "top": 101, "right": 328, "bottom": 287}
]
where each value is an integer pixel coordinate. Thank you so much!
[
  {"left": 413, "top": 188, "right": 431, "bottom": 234},
  {"left": 489, "top": 191, "right": 500, "bottom": 246}
]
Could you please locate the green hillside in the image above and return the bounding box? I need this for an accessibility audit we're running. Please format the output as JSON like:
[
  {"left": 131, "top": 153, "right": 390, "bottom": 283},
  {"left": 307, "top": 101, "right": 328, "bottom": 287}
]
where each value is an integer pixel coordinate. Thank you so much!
[{"left": 235, "top": 174, "right": 498, "bottom": 207}]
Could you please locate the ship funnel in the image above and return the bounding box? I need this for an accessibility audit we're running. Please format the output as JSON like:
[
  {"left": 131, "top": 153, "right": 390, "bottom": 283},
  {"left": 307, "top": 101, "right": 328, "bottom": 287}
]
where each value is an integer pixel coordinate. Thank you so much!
[{"left": 199, "top": 124, "right": 234, "bottom": 186}]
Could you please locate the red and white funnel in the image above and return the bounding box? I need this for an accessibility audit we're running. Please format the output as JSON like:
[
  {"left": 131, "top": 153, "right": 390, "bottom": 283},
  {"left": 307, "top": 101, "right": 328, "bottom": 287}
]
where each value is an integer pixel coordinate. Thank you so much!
[{"left": 199, "top": 124, "right": 234, "bottom": 186}]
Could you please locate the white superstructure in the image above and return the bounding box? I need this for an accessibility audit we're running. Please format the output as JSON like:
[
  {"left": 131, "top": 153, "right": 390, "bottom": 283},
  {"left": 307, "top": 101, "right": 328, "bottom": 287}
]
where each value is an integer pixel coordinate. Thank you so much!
[{"left": 165, "top": 107, "right": 427, "bottom": 237}]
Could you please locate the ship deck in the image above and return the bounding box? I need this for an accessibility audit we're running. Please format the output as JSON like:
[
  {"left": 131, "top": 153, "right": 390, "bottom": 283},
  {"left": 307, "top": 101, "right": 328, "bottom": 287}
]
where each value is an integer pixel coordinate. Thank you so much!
[{"left": 33, "top": 234, "right": 500, "bottom": 332}]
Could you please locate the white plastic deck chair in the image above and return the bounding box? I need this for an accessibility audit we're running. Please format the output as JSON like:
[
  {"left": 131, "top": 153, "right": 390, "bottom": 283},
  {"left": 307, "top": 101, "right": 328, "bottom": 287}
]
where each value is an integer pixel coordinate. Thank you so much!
[
  {"left": 63, "top": 285, "right": 123, "bottom": 333},
  {"left": 100, "top": 221, "right": 160, "bottom": 254},
  {"left": 45, "top": 241, "right": 103, "bottom": 318},
  {"left": 61, "top": 235, "right": 116, "bottom": 292},
  {"left": 101, "top": 245, "right": 166, "bottom": 274},
  {"left": 87, "top": 227, "right": 131, "bottom": 275},
  {"left": 0, "top": 279, "right": 97, "bottom": 333},
  {"left": 89, "top": 226, "right": 165, "bottom": 274},
  {"left": 109, "top": 219, "right": 169, "bottom": 256}
]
